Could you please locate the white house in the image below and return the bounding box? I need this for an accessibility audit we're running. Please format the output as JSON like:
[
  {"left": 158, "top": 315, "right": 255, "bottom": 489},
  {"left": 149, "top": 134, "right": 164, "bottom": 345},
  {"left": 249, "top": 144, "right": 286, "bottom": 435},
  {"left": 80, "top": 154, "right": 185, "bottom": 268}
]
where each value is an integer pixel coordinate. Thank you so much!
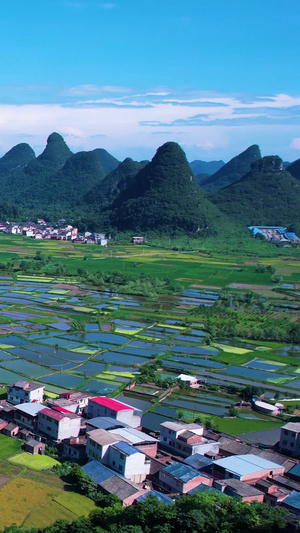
[{"left": 7, "top": 381, "right": 44, "bottom": 405}]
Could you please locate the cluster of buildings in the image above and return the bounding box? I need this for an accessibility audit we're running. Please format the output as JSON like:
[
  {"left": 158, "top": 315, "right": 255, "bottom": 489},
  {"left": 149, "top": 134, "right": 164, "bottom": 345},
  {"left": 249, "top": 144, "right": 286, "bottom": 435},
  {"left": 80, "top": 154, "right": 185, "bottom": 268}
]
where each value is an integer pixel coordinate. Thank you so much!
[
  {"left": 2, "top": 380, "right": 300, "bottom": 517},
  {"left": 0, "top": 220, "right": 108, "bottom": 245},
  {"left": 248, "top": 226, "right": 300, "bottom": 244}
]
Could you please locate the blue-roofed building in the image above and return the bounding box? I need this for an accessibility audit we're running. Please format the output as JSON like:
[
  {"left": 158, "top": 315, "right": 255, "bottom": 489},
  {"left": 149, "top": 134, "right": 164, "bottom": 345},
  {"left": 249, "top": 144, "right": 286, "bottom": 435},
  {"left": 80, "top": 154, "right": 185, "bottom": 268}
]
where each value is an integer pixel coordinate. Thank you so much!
[
  {"left": 82, "top": 460, "right": 122, "bottom": 486},
  {"left": 86, "top": 416, "right": 127, "bottom": 433},
  {"left": 107, "top": 441, "right": 151, "bottom": 484},
  {"left": 212, "top": 454, "right": 285, "bottom": 482},
  {"left": 183, "top": 453, "right": 213, "bottom": 473},
  {"left": 248, "top": 226, "right": 300, "bottom": 243},
  {"left": 282, "top": 490, "right": 300, "bottom": 515},
  {"left": 135, "top": 489, "right": 173, "bottom": 505},
  {"left": 287, "top": 462, "right": 300, "bottom": 482},
  {"left": 158, "top": 461, "right": 213, "bottom": 494}
]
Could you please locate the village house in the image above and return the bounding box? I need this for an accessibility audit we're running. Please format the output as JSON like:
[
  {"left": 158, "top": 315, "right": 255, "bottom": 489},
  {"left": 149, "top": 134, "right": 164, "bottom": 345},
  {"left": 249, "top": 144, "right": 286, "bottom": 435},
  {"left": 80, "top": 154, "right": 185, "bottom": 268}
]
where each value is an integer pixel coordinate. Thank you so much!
[
  {"left": 177, "top": 374, "right": 200, "bottom": 388},
  {"left": 99, "top": 475, "right": 148, "bottom": 507},
  {"left": 14, "top": 402, "right": 45, "bottom": 432},
  {"left": 108, "top": 427, "right": 158, "bottom": 458},
  {"left": 7, "top": 381, "right": 44, "bottom": 405},
  {"left": 24, "top": 438, "right": 46, "bottom": 455},
  {"left": 86, "top": 416, "right": 127, "bottom": 433},
  {"left": 106, "top": 441, "right": 151, "bottom": 484},
  {"left": 213, "top": 478, "right": 265, "bottom": 503},
  {"left": 58, "top": 391, "right": 92, "bottom": 414},
  {"left": 279, "top": 422, "right": 300, "bottom": 457},
  {"left": 159, "top": 421, "right": 219, "bottom": 458},
  {"left": 87, "top": 397, "right": 142, "bottom": 428},
  {"left": 212, "top": 454, "right": 285, "bottom": 483},
  {"left": 62, "top": 436, "right": 87, "bottom": 461},
  {"left": 38, "top": 407, "right": 81, "bottom": 442},
  {"left": 158, "top": 462, "right": 213, "bottom": 494},
  {"left": 86, "top": 428, "right": 121, "bottom": 463}
]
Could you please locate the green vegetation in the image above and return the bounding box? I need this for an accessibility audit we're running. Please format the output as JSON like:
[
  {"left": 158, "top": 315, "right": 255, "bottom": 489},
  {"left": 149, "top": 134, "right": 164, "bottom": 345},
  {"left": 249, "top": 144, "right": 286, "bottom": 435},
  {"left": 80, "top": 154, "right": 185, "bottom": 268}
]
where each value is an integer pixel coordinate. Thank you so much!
[
  {"left": 8, "top": 453, "right": 60, "bottom": 471},
  {"left": 210, "top": 156, "right": 300, "bottom": 226},
  {"left": 201, "top": 144, "right": 261, "bottom": 192},
  {"left": 0, "top": 434, "right": 22, "bottom": 459}
]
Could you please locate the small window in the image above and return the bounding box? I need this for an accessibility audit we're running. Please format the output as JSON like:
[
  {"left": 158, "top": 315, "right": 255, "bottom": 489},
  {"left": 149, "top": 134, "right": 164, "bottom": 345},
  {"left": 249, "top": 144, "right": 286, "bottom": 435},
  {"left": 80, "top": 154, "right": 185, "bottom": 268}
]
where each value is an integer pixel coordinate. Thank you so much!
[
  {"left": 283, "top": 439, "right": 287, "bottom": 445},
  {"left": 118, "top": 465, "right": 122, "bottom": 471},
  {"left": 284, "top": 430, "right": 289, "bottom": 436},
  {"left": 112, "top": 460, "right": 115, "bottom": 466},
  {"left": 120, "top": 453, "right": 125, "bottom": 460},
  {"left": 290, "top": 442, "right": 294, "bottom": 448}
]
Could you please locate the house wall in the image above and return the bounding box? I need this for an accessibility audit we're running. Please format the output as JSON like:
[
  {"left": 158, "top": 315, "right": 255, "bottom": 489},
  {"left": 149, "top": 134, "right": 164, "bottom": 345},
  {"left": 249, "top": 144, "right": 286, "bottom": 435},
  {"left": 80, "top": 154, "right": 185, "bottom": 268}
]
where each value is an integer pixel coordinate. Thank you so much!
[
  {"left": 38, "top": 413, "right": 80, "bottom": 441},
  {"left": 7, "top": 386, "right": 44, "bottom": 405},
  {"left": 135, "top": 443, "right": 157, "bottom": 458},
  {"left": 123, "top": 490, "right": 148, "bottom": 507},
  {"left": 279, "top": 427, "right": 300, "bottom": 457},
  {"left": 158, "top": 470, "right": 208, "bottom": 494},
  {"left": 87, "top": 401, "right": 141, "bottom": 428},
  {"left": 15, "top": 412, "right": 37, "bottom": 431},
  {"left": 107, "top": 447, "right": 150, "bottom": 483},
  {"left": 86, "top": 437, "right": 111, "bottom": 463}
]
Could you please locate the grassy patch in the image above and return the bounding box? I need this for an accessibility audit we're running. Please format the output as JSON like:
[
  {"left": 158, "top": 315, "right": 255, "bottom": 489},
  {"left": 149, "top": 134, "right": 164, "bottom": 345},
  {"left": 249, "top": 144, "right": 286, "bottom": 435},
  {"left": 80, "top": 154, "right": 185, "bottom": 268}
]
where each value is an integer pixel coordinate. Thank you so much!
[
  {"left": 212, "top": 416, "right": 282, "bottom": 436},
  {"left": 214, "top": 343, "right": 252, "bottom": 355},
  {"left": 0, "top": 434, "right": 22, "bottom": 459},
  {"left": 213, "top": 353, "right": 253, "bottom": 365},
  {"left": 54, "top": 492, "right": 97, "bottom": 516},
  {"left": 0, "top": 478, "right": 59, "bottom": 528},
  {"left": 9, "top": 453, "right": 60, "bottom": 471},
  {"left": 23, "top": 501, "right": 76, "bottom": 529}
]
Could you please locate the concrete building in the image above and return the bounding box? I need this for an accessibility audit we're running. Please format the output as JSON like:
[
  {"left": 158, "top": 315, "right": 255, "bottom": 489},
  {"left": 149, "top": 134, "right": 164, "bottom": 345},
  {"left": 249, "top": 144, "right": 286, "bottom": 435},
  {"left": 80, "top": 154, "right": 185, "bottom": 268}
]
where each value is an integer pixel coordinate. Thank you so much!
[
  {"left": 14, "top": 403, "right": 45, "bottom": 431},
  {"left": 213, "top": 479, "right": 265, "bottom": 503},
  {"left": 108, "top": 427, "right": 158, "bottom": 458},
  {"left": 62, "top": 436, "right": 87, "bottom": 461},
  {"left": 253, "top": 400, "right": 283, "bottom": 416},
  {"left": 87, "top": 397, "right": 142, "bottom": 428},
  {"left": 212, "top": 454, "right": 285, "bottom": 483},
  {"left": 279, "top": 422, "right": 300, "bottom": 457},
  {"left": 159, "top": 421, "right": 218, "bottom": 458},
  {"left": 86, "top": 429, "right": 121, "bottom": 463},
  {"left": 177, "top": 374, "right": 199, "bottom": 388},
  {"left": 106, "top": 441, "right": 150, "bottom": 484},
  {"left": 99, "top": 476, "right": 147, "bottom": 506},
  {"left": 158, "top": 462, "right": 212, "bottom": 494},
  {"left": 86, "top": 416, "right": 127, "bottom": 433},
  {"left": 7, "top": 381, "right": 44, "bottom": 405},
  {"left": 24, "top": 439, "right": 46, "bottom": 455},
  {"left": 58, "top": 391, "right": 91, "bottom": 414},
  {"left": 38, "top": 407, "right": 81, "bottom": 442}
]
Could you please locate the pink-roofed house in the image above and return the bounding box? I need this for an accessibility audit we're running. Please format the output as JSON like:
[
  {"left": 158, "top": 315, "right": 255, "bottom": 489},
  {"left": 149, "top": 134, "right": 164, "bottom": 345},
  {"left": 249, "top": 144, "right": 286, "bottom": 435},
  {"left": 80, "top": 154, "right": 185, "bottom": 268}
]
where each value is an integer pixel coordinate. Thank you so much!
[
  {"left": 87, "top": 397, "right": 142, "bottom": 428},
  {"left": 38, "top": 407, "right": 81, "bottom": 442}
]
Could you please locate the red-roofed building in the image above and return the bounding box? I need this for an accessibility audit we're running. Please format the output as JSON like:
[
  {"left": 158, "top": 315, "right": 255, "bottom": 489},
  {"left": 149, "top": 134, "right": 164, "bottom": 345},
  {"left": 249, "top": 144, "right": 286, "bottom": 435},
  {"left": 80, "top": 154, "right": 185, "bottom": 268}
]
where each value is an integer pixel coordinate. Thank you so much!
[
  {"left": 38, "top": 407, "right": 81, "bottom": 442},
  {"left": 87, "top": 397, "right": 142, "bottom": 428}
]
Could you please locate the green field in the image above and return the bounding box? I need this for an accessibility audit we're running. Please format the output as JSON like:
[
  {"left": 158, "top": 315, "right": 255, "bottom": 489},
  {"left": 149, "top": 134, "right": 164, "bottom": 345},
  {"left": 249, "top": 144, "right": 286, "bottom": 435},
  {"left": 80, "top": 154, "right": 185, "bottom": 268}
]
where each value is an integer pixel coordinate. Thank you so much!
[
  {"left": 0, "top": 434, "right": 22, "bottom": 459},
  {"left": 9, "top": 453, "right": 60, "bottom": 471}
]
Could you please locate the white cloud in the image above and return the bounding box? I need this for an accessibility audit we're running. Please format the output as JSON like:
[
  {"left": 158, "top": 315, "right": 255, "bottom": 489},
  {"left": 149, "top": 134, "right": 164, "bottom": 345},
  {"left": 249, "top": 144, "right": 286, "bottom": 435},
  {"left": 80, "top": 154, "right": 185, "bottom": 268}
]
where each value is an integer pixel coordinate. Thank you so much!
[{"left": 290, "top": 138, "right": 300, "bottom": 150}]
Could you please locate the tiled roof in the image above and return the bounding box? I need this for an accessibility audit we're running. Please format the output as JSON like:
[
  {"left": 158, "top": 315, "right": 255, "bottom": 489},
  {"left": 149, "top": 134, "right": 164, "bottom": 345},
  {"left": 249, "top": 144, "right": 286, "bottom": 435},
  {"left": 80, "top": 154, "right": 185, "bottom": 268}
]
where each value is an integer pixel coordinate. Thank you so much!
[
  {"left": 113, "top": 441, "right": 140, "bottom": 456},
  {"left": 164, "top": 462, "right": 200, "bottom": 483},
  {"left": 90, "top": 397, "right": 133, "bottom": 412},
  {"left": 213, "top": 454, "right": 282, "bottom": 476}
]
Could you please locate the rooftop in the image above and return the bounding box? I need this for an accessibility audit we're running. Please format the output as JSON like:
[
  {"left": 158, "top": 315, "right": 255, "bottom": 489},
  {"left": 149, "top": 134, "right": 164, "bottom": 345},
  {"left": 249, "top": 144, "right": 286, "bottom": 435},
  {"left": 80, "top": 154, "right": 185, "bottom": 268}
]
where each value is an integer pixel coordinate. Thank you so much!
[
  {"left": 82, "top": 461, "right": 121, "bottom": 485},
  {"left": 213, "top": 454, "right": 282, "bottom": 476},
  {"left": 218, "top": 479, "right": 264, "bottom": 498},
  {"left": 9, "top": 381, "right": 44, "bottom": 392},
  {"left": 90, "top": 396, "right": 134, "bottom": 412},
  {"left": 184, "top": 453, "right": 213, "bottom": 470},
  {"left": 87, "top": 428, "right": 122, "bottom": 446},
  {"left": 282, "top": 422, "right": 300, "bottom": 433},
  {"left": 164, "top": 462, "right": 201, "bottom": 483},
  {"left": 99, "top": 475, "right": 141, "bottom": 501},
  {"left": 109, "top": 427, "right": 158, "bottom": 444},
  {"left": 135, "top": 490, "right": 173, "bottom": 505},
  {"left": 113, "top": 441, "right": 140, "bottom": 456},
  {"left": 40, "top": 407, "right": 80, "bottom": 421},
  {"left": 87, "top": 417, "right": 127, "bottom": 430},
  {"left": 160, "top": 421, "right": 203, "bottom": 433},
  {"left": 282, "top": 490, "right": 300, "bottom": 511},
  {"left": 15, "top": 403, "right": 45, "bottom": 416}
]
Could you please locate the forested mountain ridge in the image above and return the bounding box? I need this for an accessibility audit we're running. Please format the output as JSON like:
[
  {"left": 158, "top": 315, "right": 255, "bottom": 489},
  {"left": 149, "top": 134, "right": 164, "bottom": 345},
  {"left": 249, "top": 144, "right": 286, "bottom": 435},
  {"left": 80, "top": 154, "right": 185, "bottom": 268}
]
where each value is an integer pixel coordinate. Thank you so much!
[
  {"left": 84, "top": 157, "right": 148, "bottom": 208},
  {"left": 189, "top": 159, "right": 225, "bottom": 176},
  {"left": 109, "top": 142, "right": 228, "bottom": 234},
  {"left": 201, "top": 145, "right": 261, "bottom": 192},
  {"left": 0, "top": 143, "right": 36, "bottom": 177},
  {"left": 210, "top": 156, "right": 300, "bottom": 225}
]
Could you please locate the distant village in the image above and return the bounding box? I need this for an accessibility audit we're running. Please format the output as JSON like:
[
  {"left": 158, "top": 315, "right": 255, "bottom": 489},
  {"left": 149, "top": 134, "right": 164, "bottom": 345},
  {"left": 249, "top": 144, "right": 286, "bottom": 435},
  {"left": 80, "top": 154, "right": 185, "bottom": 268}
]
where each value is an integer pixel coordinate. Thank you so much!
[
  {"left": 1, "top": 378, "right": 300, "bottom": 517},
  {"left": 0, "top": 219, "right": 146, "bottom": 246},
  {"left": 248, "top": 226, "right": 300, "bottom": 244}
]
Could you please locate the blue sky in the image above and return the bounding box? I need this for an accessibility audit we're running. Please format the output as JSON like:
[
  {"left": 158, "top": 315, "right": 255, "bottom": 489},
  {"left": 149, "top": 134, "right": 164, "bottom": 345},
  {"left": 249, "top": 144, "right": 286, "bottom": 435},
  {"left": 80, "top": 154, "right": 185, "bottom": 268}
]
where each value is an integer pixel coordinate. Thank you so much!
[{"left": 0, "top": 0, "right": 299, "bottom": 162}]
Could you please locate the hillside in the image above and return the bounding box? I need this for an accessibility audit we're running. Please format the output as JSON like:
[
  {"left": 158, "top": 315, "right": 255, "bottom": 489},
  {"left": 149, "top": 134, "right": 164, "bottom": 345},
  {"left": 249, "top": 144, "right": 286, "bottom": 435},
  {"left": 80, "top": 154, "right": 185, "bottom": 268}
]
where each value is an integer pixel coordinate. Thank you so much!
[
  {"left": 189, "top": 159, "right": 224, "bottom": 176},
  {"left": 0, "top": 143, "right": 35, "bottom": 177},
  {"left": 43, "top": 151, "right": 106, "bottom": 206},
  {"left": 93, "top": 148, "right": 120, "bottom": 175},
  {"left": 201, "top": 145, "right": 261, "bottom": 192},
  {"left": 109, "top": 142, "right": 227, "bottom": 234},
  {"left": 84, "top": 157, "right": 148, "bottom": 207},
  {"left": 210, "top": 156, "right": 300, "bottom": 225},
  {"left": 287, "top": 158, "right": 300, "bottom": 180}
]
